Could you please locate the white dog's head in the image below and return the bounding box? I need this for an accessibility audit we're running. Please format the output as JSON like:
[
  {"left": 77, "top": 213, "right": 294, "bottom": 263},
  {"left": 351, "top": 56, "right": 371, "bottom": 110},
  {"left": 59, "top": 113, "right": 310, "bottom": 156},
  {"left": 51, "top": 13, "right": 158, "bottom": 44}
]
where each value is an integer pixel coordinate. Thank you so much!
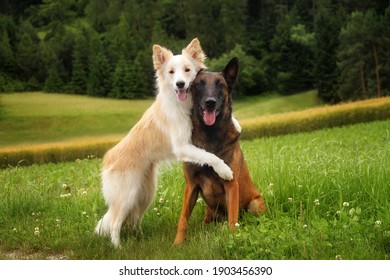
[{"left": 153, "top": 38, "right": 206, "bottom": 101}]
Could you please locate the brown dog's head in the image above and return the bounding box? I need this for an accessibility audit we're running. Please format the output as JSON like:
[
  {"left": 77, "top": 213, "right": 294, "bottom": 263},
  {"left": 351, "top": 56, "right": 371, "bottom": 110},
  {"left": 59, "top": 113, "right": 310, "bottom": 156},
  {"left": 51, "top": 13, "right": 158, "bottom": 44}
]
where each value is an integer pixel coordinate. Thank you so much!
[{"left": 191, "top": 57, "right": 239, "bottom": 127}]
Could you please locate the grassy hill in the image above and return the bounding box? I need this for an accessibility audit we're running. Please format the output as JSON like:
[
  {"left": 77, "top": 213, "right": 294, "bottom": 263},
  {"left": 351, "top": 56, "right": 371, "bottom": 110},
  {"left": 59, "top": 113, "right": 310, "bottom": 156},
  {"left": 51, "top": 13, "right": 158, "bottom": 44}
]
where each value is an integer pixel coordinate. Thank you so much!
[{"left": 0, "top": 91, "right": 323, "bottom": 147}]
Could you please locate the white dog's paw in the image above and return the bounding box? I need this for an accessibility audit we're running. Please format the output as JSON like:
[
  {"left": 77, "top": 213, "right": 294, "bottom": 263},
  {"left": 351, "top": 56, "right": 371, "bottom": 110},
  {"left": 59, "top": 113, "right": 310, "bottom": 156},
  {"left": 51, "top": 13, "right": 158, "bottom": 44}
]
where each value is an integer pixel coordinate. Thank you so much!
[
  {"left": 232, "top": 116, "right": 242, "bottom": 133},
  {"left": 215, "top": 161, "right": 233, "bottom": 181}
]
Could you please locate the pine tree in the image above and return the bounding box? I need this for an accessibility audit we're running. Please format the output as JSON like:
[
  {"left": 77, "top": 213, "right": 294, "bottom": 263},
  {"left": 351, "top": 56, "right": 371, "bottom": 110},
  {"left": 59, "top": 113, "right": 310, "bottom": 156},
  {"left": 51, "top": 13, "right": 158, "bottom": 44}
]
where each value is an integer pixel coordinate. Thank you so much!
[
  {"left": 87, "top": 51, "right": 111, "bottom": 97},
  {"left": 70, "top": 33, "right": 89, "bottom": 94},
  {"left": 44, "top": 63, "right": 64, "bottom": 93},
  {"left": 337, "top": 12, "right": 380, "bottom": 100},
  {"left": 16, "top": 30, "right": 41, "bottom": 83},
  {"left": 270, "top": 9, "right": 315, "bottom": 94},
  {"left": 110, "top": 58, "right": 132, "bottom": 99},
  {"left": 314, "top": 6, "right": 342, "bottom": 103}
]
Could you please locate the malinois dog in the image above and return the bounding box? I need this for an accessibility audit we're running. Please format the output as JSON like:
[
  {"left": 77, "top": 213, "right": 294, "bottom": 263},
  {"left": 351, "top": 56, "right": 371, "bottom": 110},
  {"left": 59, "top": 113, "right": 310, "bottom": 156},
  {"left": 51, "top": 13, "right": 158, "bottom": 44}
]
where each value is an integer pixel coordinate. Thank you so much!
[{"left": 174, "top": 57, "right": 266, "bottom": 245}]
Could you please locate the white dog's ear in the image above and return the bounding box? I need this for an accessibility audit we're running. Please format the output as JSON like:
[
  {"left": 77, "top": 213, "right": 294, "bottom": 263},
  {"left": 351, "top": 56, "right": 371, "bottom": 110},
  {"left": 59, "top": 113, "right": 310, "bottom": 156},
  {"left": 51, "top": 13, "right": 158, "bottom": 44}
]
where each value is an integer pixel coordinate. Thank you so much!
[
  {"left": 152, "top": 45, "right": 173, "bottom": 70},
  {"left": 183, "top": 38, "right": 206, "bottom": 67}
]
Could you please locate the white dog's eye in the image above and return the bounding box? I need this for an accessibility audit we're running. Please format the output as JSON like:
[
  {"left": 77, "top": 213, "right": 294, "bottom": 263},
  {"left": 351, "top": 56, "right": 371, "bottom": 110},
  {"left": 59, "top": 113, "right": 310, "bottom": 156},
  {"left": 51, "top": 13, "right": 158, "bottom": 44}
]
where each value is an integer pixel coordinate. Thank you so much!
[
  {"left": 184, "top": 68, "right": 190, "bottom": 72},
  {"left": 169, "top": 70, "right": 174, "bottom": 74}
]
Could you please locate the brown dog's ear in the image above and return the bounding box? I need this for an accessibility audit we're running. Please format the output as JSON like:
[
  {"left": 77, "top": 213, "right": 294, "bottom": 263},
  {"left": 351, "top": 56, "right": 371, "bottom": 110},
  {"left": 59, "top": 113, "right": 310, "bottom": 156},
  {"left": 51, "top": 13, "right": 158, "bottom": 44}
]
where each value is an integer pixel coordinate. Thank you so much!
[
  {"left": 221, "top": 57, "right": 239, "bottom": 91},
  {"left": 152, "top": 44, "right": 173, "bottom": 70}
]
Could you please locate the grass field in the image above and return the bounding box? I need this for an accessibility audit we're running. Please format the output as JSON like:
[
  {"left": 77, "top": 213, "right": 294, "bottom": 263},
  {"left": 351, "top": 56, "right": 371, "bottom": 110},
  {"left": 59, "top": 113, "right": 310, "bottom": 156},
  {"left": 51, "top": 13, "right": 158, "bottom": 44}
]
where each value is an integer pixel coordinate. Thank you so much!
[
  {"left": 0, "top": 119, "right": 389, "bottom": 260},
  {"left": 0, "top": 91, "right": 322, "bottom": 147}
]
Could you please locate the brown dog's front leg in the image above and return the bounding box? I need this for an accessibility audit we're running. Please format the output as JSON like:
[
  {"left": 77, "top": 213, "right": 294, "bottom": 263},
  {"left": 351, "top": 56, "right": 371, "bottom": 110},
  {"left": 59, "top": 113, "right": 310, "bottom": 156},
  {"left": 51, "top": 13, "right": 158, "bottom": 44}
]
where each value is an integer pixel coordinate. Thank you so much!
[
  {"left": 225, "top": 179, "right": 240, "bottom": 230},
  {"left": 174, "top": 182, "right": 199, "bottom": 245}
]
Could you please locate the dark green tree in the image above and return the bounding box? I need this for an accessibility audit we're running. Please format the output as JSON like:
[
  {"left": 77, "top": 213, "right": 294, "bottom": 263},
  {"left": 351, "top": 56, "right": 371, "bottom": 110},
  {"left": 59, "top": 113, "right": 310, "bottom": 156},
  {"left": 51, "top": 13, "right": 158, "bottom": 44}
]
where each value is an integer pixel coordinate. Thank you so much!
[
  {"left": 44, "top": 63, "right": 64, "bottom": 93},
  {"left": 87, "top": 51, "right": 111, "bottom": 97},
  {"left": 69, "top": 32, "right": 89, "bottom": 94},
  {"left": 16, "top": 28, "right": 43, "bottom": 87},
  {"left": 337, "top": 11, "right": 378, "bottom": 101},
  {"left": 270, "top": 9, "right": 315, "bottom": 94},
  {"left": 313, "top": 6, "right": 342, "bottom": 103},
  {"left": 109, "top": 57, "right": 133, "bottom": 99}
]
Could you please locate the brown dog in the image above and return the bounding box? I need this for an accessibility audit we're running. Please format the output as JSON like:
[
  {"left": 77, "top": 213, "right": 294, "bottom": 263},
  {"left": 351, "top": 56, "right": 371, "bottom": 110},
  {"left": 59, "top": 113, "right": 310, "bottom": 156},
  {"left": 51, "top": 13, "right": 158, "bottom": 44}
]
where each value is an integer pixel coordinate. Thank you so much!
[{"left": 174, "top": 57, "right": 266, "bottom": 245}]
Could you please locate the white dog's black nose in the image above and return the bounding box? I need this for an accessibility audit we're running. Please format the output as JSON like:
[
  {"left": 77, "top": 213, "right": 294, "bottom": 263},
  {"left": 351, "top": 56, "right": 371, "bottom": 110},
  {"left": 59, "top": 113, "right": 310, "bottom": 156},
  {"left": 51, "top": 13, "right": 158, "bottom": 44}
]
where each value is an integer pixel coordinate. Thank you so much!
[{"left": 176, "top": 81, "right": 185, "bottom": 89}]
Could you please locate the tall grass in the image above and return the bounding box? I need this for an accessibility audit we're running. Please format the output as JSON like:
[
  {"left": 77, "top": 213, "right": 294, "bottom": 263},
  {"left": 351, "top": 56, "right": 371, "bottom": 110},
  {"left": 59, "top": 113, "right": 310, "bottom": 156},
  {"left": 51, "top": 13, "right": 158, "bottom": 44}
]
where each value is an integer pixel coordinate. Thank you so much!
[{"left": 1, "top": 120, "right": 389, "bottom": 259}]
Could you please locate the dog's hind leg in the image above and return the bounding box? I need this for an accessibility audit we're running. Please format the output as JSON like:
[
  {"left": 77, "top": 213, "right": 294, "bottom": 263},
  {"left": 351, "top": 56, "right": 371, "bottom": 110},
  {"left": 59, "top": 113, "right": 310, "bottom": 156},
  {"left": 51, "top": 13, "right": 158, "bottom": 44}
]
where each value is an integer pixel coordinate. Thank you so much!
[{"left": 131, "top": 163, "right": 158, "bottom": 234}]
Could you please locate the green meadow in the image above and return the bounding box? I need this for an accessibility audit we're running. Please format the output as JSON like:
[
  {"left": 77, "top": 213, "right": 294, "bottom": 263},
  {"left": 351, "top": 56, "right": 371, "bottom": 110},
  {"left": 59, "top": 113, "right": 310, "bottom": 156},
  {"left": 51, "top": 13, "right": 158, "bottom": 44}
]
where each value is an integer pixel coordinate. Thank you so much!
[
  {"left": 0, "top": 92, "right": 389, "bottom": 259},
  {"left": 0, "top": 91, "right": 322, "bottom": 147},
  {"left": 0, "top": 120, "right": 389, "bottom": 259}
]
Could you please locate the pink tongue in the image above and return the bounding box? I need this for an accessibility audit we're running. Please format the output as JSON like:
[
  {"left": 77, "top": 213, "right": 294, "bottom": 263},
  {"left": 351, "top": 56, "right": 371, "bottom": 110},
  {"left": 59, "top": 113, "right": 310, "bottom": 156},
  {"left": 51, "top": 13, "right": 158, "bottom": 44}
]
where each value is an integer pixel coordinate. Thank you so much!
[
  {"left": 204, "top": 109, "right": 216, "bottom": 126},
  {"left": 177, "top": 89, "right": 187, "bottom": 101}
]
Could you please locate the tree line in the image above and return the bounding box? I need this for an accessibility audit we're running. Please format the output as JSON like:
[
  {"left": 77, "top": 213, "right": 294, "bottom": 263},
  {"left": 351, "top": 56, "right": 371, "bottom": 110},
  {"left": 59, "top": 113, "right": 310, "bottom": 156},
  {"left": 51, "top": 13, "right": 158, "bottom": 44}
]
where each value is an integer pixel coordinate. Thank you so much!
[{"left": 0, "top": 0, "right": 389, "bottom": 102}]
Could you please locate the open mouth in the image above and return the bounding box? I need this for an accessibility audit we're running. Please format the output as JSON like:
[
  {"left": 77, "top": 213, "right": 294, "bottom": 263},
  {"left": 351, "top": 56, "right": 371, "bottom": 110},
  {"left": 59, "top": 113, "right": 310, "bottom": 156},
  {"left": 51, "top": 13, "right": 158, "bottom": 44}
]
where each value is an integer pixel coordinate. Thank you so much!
[
  {"left": 175, "top": 89, "right": 188, "bottom": 101},
  {"left": 199, "top": 107, "right": 220, "bottom": 126}
]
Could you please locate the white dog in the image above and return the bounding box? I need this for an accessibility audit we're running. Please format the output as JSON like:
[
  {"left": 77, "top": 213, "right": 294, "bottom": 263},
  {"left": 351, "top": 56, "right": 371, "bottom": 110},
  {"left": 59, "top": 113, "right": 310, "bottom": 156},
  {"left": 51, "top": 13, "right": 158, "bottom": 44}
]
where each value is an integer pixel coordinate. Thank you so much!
[{"left": 95, "top": 39, "right": 236, "bottom": 247}]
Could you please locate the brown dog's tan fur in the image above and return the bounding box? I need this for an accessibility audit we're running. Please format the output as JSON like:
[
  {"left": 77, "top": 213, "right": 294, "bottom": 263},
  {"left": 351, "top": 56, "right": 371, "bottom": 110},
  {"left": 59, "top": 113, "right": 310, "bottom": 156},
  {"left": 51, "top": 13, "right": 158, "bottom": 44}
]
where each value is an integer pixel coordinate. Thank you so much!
[{"left": 174, "top": 58, "right": 266, "bottom": 245}]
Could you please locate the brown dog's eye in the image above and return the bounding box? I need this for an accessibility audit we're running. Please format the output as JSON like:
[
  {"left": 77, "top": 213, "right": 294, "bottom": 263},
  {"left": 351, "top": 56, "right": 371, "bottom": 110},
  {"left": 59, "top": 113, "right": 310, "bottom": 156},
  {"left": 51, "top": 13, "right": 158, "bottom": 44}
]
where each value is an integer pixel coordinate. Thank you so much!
[
  {"left": 216, "top": 80, "right": 223, "bottom": 89},
  {"left": 197, "top": 79, "right": 206, "bottom": 87}
]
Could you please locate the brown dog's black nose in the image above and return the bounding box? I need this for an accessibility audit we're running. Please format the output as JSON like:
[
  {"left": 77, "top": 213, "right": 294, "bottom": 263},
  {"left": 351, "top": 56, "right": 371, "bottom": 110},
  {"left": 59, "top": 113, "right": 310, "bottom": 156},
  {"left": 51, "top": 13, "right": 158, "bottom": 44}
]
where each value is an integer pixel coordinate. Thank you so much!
[
  {"left": 205, "top": 97, "right": 216, "bottom": 109},
  {"left": 176, "top": 81, "right": 185, "bottom": 89}
]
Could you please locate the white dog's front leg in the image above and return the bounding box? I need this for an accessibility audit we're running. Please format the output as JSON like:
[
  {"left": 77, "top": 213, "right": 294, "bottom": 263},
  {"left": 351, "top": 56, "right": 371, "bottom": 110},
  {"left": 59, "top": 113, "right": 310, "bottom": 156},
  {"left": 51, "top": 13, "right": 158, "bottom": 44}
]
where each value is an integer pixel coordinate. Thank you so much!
[
  {"left": 232, "top": 115, "right": 241, "bottom": 133},
  {"left": 175, "top": 144, "right": 233, "bottom": 181}
]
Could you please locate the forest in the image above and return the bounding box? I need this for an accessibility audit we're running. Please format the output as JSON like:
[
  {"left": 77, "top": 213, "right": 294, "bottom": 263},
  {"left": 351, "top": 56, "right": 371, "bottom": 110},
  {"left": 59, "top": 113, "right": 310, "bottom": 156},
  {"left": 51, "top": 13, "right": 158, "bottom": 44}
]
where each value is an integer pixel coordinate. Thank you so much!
[{"left": 0, "top": 0, "right": 390, "bottom": 103}]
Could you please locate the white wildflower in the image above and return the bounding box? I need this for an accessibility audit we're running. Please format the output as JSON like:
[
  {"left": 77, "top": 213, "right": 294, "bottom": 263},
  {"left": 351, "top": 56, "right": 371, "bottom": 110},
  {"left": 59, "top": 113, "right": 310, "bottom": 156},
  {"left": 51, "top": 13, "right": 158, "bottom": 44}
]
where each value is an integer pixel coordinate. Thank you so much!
[{"left": 375, "top": 220, "right": 382, "bottom": 228}]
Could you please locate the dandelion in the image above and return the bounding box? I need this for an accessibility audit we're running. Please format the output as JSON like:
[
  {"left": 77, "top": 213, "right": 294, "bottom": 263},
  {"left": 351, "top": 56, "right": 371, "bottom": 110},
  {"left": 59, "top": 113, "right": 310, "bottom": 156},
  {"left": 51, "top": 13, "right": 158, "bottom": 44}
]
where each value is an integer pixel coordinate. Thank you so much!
[
  {"left": 336, "top": 211, "right": 341, "bottom": 216},
  {"left": 288, "top": 197, "right": 293, "bottom": 203},
  {"left": 34, "top": 227, "right": 40, "bottom": 236},
  {"left": 235, "top": 223, "right": 240, "bottom": 228},
  {"left": 343, "top": 202, "right": 350, "bottom": 207},
  {"left": 153, "top": 207, "right": 158, "bottom": 212},
  {"left": 303, "top": 224, "right": 308, "bottom": 229},
  {"left": 335, "top": 255, "right": 342, "bottom": 260},
  {"left": 62, "top": 183, "right": 67, "bottom": 188},
  {"left": 314, "top": 199, "right": 320, "bottom": 206},
  {"left": 159, "top": 197, "right": 165, "bottom": 204},
  {"left": 13, "top": 227, "right": 18, "bottom": 232},
  {"left": 82, "top": 211, "right": 87, "bottom": 216},
  {"left": 82, "top": 190, "right": 87, "bottom": 196}
]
